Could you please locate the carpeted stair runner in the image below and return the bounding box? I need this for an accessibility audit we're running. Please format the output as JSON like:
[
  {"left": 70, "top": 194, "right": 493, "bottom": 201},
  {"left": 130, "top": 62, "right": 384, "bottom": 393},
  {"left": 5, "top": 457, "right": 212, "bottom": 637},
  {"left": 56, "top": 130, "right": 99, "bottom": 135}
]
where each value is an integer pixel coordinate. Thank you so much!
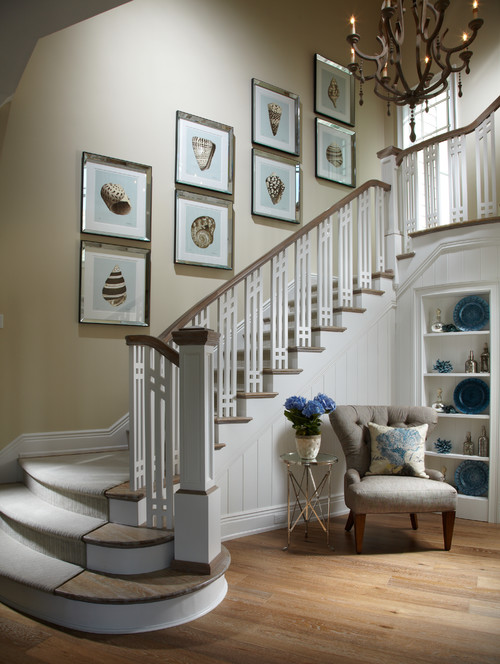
[{"left": 0, "top": 483, "right": 105, "bottom": 566}]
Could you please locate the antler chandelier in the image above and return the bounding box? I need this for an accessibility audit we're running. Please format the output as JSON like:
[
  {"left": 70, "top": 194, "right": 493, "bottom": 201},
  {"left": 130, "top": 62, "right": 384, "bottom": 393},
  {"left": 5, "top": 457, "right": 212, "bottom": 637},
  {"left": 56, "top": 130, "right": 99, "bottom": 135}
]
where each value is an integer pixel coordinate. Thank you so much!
[{"left": 346, "top": 0, "right": 484, "bottom": 142}]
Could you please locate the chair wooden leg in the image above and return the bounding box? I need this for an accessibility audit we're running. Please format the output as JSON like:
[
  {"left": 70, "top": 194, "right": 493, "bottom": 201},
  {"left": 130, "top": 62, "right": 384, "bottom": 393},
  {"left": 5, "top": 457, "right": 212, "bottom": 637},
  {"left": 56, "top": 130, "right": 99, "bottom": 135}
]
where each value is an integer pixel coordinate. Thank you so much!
[
  {"left": 345, "top": 510, "right": 354, "bottom": 532},
  {"left": 442, "top": 510, "right": 456, "bottom": 551},
  {"left": 354, "top": 514, "right": 366, "bottom": 554},
  {"left": 410, "top": 513, "right": 418, "bottom": 530}
]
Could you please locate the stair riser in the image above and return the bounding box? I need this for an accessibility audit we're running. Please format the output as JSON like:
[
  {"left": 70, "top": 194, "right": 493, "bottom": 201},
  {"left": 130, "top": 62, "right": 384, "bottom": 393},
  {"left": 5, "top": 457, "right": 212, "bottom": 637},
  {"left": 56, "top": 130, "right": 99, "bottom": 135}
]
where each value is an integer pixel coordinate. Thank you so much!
[
  {"left": 23, "top": 471, "right": 108, "bottom": 520},
  {"left": 86, "top": 540, "right": 174, "bottom": 575}
]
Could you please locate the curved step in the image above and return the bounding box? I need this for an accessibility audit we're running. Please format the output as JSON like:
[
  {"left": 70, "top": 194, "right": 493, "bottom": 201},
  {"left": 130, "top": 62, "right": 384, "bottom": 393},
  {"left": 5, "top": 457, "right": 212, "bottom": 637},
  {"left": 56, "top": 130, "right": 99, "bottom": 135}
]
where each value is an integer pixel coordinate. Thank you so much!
[
  {"left": 0, "top": 483, "right": 105, "bottom": 566},
  {"left": 0, "top": 529, "right": 230, "bottom": 634}
]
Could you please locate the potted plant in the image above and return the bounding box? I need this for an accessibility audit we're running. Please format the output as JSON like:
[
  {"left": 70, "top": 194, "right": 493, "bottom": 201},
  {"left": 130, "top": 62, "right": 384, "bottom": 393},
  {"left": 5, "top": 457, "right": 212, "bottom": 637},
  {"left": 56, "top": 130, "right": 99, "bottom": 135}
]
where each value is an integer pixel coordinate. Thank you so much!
[{"left": 284, "top": 393, "right": 336, "bottom": 459}]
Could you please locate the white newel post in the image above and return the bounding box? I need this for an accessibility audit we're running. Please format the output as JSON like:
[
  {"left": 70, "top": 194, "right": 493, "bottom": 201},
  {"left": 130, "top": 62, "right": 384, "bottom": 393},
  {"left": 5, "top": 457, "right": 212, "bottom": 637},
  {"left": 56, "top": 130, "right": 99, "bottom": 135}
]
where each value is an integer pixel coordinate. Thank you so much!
[
  {"left": 171, "top": 327, "right": 221, "bottom": 574},
  {"left": 378, "top": 146, "right": 403, "bottom": 281}
]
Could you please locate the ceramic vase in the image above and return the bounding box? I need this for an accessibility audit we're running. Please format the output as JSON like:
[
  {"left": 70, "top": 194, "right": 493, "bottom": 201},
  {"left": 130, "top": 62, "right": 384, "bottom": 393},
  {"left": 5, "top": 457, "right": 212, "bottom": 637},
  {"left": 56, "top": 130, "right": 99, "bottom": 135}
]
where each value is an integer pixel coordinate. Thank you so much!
[{"left": 295, "top": 434, "right": 321, "bottom": 460}]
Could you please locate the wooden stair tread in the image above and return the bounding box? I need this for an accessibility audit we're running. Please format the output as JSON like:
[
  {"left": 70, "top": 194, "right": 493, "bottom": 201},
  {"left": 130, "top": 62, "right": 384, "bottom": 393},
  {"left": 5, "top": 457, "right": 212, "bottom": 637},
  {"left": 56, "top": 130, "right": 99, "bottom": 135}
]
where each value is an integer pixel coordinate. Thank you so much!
[
  {"left": 397, "top": 251, "right": 416, "bottom": 260},
  {"left": 287, "top": 346, "right": 325, "bottom": 353},
  {"left": 214, "top": 416, "right": 252, "bottom": 424},
  {"left": 55, "top": 546, "right": 230, "bottom": 604},
  {"left": 311, "top": 326, "right": 346, "bottom": 333},
  {"left": 332, "top": 306, "right": 366, "bottom": 313},
  {"left": 84, "top": 523, "right": 174, "bottom": 548},
  {"left": 105, "top": 481, "right": 145, "bottom": 502},
  {"left": 236, "top": 391, "right": 278, "bottom": 399},
  {"left": 261, "top": 368, "right": 303, "bottom": 375},
  {"left": 353, "top": 288, "right": 384, "bottom": 296}
]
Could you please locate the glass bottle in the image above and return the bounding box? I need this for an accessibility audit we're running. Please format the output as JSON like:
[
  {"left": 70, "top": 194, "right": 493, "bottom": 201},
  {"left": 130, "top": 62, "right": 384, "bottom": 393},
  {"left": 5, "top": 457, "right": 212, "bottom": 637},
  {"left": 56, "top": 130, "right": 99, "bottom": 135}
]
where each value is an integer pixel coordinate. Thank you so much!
[
  {"left": 431, "top": 388, "right": 445, "bottom": 412},
  {"left": 478, "top": 426, "right": 489, "bottom": 457},
  {"left": 431, "top": 308, "right": 443, "bottom": 333},
  {"left": 463, "top": 432, "right": 474, "bottom": 456},
  {"left": 480, "top": 343, "right": 490, "bottom": 373},
  {"left": 465, "top": 351, "right": 478, "bottom": 373}
]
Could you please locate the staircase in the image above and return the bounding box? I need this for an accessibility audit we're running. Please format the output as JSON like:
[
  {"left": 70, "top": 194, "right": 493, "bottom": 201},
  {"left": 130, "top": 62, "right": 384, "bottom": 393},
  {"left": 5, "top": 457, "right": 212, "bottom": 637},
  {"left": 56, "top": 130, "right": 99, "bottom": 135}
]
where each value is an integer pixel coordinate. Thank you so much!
[
  {"left": 0, "top": 450, "right": 229, "bottom": 633},
  {"left": 0, "top": 98, "right": 498, "bottom": 634}
]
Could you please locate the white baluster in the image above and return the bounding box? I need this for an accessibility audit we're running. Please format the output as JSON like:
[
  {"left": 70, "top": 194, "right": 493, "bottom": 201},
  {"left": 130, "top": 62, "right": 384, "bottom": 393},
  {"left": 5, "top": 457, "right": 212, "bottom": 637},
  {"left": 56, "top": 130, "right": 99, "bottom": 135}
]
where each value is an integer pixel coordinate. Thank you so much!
[
  {"left": 401, "top": 152, "right": 418, "bottom": 250},
  {"left": 271, "top": 249, "right": 289, "bottom": 369},
  {"left": 217, "top": 288, "right": 237, "bottom": 417},
  {"left": 293, "top": 234, "right": 312, "bottom": 347},
  {"left": 193, "top": 308, "right": 209, "bottom": 328},
  {"left": 374, "top": 186, "right": 385, "bottom": 273},
  {"left": 475, "top": 114, "right": 497, "bottom": 218},
  {"left": 448, "top": 135, "right": 468, "bottom": 223},
  {"left": 317, "top": 215, "right": 334, "bottom": 327},
  {"left": 338, "top": 203, "right": 353, "bottom": 307},
  {"left": 423, "top": 143, "right": 440, "bottom": 227},
  {"left": 129, "top": 344, "right": 146, "bottom": 491},
  {"left": 357, "top": 190, "right": 371, "bottom": 289},
  {"left": 244, "top": 269, "right": 263, "bottom": 393}
]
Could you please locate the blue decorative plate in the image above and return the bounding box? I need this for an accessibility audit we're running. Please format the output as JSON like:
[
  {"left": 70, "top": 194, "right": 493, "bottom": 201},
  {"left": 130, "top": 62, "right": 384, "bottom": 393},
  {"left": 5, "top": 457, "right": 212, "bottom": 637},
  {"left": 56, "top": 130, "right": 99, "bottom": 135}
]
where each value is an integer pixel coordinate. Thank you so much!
[
  {"left": 453, "top": 295, "right": 489, "bottom": 331},
  {"left": 453, "top": 378, "right": 490, "bottom": 414},
  {"left": 455, "top": 460, "right": 489, "bottom": 496}
]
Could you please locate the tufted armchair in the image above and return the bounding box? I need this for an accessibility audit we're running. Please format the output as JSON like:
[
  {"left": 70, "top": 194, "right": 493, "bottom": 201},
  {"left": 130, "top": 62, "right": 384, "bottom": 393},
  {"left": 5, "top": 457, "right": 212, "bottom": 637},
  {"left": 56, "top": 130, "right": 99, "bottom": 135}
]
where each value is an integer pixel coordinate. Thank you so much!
[{"left": 329, "top": 405, "right": 457, "bottom": 554}]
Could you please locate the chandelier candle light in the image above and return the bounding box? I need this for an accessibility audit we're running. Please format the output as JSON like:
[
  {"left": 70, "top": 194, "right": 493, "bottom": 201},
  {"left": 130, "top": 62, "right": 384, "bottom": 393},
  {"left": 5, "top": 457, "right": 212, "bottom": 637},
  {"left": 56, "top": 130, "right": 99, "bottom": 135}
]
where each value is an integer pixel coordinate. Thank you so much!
[{"left": 346, "top": 0, "right": 484, "bottom": 142}]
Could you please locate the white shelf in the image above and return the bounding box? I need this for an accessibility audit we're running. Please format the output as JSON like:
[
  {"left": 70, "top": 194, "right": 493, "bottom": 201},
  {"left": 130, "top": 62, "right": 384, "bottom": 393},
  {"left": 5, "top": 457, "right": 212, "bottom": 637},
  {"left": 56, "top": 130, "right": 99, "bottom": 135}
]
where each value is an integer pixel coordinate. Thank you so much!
[
  {"left": 424, "top": 330, "right": 490, "bottom": 338},
  {"left": 425, "top": 451, "right": 489, "bottom": 461},
  {"left": 424, "top": 372, "right": 490, "bottom": 377},
  {"left": 437, "top": 413, "right": 490, "bottom": 419}
]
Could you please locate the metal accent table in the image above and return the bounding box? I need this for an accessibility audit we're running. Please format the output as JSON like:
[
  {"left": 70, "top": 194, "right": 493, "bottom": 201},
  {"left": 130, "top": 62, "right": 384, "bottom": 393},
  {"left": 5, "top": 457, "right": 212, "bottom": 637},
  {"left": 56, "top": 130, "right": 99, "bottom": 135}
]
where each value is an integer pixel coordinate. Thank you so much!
[{"left": 280, "top": 451, "right": 338, "bottom": 550}]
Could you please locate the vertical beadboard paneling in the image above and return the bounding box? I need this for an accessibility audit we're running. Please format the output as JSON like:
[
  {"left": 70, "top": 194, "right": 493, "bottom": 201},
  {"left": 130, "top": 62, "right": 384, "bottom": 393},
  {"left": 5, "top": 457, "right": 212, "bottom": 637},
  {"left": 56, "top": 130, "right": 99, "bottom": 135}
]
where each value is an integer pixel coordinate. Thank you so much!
[
  {"left": 242, "top": 442, "right": 259, "bottom": 511},
  {"left": 480, "top": 245, "right": 500, "bottom": 281},
  {"left": 257, "top": 427, "right": 274, "bottom": 509}
]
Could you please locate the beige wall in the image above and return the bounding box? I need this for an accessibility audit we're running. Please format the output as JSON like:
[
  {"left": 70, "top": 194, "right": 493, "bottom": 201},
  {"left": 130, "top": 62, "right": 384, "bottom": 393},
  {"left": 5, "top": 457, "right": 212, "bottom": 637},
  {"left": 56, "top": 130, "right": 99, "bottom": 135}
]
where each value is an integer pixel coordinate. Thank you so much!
[{"left": 0, "top": 0, "right": 497, "bottom": 449}]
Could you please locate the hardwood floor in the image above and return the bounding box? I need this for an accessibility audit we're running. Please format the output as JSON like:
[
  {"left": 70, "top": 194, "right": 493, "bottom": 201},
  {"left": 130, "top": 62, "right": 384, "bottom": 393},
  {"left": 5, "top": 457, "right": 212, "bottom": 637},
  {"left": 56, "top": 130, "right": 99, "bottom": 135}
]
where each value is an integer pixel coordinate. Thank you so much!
[{"left": 1, "top": 513, "right": 499, "bottom": 664}]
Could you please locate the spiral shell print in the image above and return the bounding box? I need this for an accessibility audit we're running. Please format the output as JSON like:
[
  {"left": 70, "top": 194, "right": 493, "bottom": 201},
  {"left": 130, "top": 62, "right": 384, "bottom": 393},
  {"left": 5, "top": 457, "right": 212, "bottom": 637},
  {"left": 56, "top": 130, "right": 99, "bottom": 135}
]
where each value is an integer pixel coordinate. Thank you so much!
[
  {"left": 100, "top": 183, "right": 132, "bottom": 215},
  {"left": 328, "top": 76, "right": 340, "bottom": 108},
  {"left": 191, "top": 215, "right": 216, "bottom": 248},
  {"left": 192, "top": 136, "right": 216, "bottom": 171},
  {"left": 102, "top": 265, "right": 127, "bottom": 307},
  {"left": 266, "top": 173, "right": 285, "bottom": 205},
  {"left": 267, "top": 102, "right": 282, "bottom": 136},
  {"left": 326, "top": 143, "right": 343, "bottom": 168}
]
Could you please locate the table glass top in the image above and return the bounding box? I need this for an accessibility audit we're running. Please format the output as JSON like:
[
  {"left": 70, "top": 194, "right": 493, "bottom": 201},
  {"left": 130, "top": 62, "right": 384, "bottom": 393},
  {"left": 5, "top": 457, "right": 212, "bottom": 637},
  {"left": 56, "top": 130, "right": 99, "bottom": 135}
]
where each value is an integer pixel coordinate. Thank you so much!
[{"left": 280, "top": 452, "right": 338, "bottom": 466}]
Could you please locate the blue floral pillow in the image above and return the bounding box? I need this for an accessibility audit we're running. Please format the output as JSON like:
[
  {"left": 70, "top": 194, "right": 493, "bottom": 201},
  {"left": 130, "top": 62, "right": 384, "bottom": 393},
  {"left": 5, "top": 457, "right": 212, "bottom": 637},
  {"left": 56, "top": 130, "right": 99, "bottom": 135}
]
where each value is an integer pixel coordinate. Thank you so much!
[{"left": 366, "top": 422, "right": 429, "bottom": 478}]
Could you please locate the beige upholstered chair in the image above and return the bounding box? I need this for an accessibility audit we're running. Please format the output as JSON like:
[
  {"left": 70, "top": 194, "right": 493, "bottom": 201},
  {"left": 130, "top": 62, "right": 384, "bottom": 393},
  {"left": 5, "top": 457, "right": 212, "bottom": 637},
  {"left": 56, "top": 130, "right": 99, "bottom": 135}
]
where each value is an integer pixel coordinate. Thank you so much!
[{"left": 329, "top": 405, "right": 457, "bottom": 554}]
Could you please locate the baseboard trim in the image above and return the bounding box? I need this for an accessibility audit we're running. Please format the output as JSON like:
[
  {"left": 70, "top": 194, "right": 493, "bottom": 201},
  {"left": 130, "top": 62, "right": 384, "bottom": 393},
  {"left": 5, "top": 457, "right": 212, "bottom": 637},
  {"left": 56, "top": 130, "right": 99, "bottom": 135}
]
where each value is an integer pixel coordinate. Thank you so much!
[{"left": 0, "top": 415, "right": 130, "bottom": 483}]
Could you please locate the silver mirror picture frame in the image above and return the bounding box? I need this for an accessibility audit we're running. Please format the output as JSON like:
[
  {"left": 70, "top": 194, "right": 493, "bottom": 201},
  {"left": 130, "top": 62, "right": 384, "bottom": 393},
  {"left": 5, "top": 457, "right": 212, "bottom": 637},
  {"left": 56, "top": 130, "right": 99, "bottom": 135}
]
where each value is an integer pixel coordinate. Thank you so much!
[
  {"left": 81, "top": 152, "right": 152, "bottom": 241},
  {"left": 252, "top": 149, "right": 301, "bottom": 223},
  {"left": 252, "top": 79, "right": 300, "bottom": 156},
  {"left": 175, "top": 112, "right": 234, "bottom": 194},
  {"left": 315, "top": 54, "right": 355, "bottom": 126},
  {"left": 315, "top": 118, "right": 356, "bottom": 188},
  {"left": 175, "top": 190, "right": 233, "bottom": 270},
  {"left": 80, "top": 241, "right": 150, "bottom": 326}
]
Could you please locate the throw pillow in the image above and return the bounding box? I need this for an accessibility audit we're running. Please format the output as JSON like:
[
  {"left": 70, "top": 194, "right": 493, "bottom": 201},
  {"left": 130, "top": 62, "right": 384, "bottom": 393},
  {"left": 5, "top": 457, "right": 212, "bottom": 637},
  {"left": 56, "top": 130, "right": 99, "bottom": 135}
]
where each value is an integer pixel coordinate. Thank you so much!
[{"left": 366, "top": 422, "right": 429, "bottom": 478}]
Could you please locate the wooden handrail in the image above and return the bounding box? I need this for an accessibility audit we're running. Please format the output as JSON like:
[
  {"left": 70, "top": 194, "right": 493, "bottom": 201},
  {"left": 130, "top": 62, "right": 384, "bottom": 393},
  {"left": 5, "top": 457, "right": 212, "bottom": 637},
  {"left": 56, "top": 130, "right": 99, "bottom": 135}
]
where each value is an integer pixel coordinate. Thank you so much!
[
  {"left": 156, "top": 179, "right": 391, "bottom": 345},
  {"left": 126, "top": 335, "right": 180, "bottom": 366},
  {"left": 392, "top": 95, "right": 500, "bottom": 166}
]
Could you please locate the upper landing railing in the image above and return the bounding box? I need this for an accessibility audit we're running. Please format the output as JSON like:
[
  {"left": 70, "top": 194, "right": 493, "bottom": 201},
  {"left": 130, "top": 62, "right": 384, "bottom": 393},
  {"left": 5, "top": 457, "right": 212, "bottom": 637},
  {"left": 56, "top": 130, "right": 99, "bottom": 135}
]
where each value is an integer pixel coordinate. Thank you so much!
[{"left": 378, "top": 95, "right": 500, "bottom": 253}]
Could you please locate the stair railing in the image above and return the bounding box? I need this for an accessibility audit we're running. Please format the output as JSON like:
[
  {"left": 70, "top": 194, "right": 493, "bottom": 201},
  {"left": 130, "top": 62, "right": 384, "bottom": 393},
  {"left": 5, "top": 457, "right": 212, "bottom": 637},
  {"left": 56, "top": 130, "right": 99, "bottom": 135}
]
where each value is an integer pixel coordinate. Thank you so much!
[
  {"left": 378, "top": 95, "right": 500, "bottom": 254},
  {"left": 125, "top": 179, "right": 390, "bottom": 529}
]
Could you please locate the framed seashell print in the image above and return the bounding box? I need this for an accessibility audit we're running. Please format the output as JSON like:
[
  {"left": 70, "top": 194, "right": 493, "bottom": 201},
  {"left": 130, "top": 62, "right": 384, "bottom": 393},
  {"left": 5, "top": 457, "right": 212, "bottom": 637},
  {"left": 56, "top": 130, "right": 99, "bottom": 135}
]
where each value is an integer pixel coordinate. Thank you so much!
[
  {"left": 175, "top": 190, "right": 233, "bottom": 270},
  {"left": 176, "top": 112, "right": 234, "bottom": 194},
  {"left": 81, "top": 152, "right": 152, "bottom": 241},
  {"left": 252, "top": 149, "right": 301, "bottom": 223},
  {"left": 79, "top": 241, "right": 150, "bottom": 325},
  {"left": 252, "top": 79, "right": 300, "bottom": 156},
  {"left": 315, "top": 118, "right": 356, "bottom": 188},
  {"left": 315, "top": 54, "right": 355, "bottom": 127}
]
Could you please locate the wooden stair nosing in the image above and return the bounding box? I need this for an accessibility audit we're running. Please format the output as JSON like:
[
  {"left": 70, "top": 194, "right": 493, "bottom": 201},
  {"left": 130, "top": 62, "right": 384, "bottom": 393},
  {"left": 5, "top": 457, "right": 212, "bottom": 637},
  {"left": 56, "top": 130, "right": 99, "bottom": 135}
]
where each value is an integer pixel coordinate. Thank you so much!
[
  {"left": 397, "top": 251, "right": 416, "bottom": 260},
  {"left": 311, "top": 326, "right": 346, "bottom": 333},
  {"left": 332, "top": 306, "right": 366, "bottom": 314},
  {"left": 83, "top": 523, "right": 174, "bottom": 549},
  {"left": 214, "top": 416, "right": 252, "bottom": 424},
  {"left": 353, "top": 288, "right": 384, "bottom": 296},
  {"left": 236, "top": 391, "right": 279, "bottom": 399},
  {"left": 261, "top": 368, "right": 303, "bottom": 375}
]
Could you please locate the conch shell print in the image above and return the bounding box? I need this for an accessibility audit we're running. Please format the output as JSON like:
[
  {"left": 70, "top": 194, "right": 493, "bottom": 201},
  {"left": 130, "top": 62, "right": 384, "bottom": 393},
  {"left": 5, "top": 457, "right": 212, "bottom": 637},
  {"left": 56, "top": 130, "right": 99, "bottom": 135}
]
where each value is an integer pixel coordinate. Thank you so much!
[
  {"left": 328, "top": 76, "right": 340, "bottom": 108},
  {"left": 192, "top": 136, "right": 216, "bottom": 171},
  {"left": 102, "top": 265, "right": 127, "bottom": 307},
  {"left": 267, "top": 102, "right": 282, "bottom": 136},
  {"left": 326, "top": 143, "right": 343, "bottom": 168},
  {"left": 191, "top": 215, "right": 216, "bottom": 248},
  {"left": 266, "top": 173, "right": 285, "bottom": 205},
  {"left": 100, "top": 183, "right": 132, "bottom": 215}
]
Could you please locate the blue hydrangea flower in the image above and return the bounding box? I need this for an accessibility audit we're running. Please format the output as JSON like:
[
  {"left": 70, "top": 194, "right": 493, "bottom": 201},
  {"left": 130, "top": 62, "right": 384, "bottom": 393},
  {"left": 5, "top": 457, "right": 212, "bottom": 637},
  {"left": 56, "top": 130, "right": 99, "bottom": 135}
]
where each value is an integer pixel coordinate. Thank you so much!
[
  {"left": 302, "top": 400, "right": 324, "bottom": 418},
  {"left": 315, "top": 393, "right": 336, "bottom": 413},
  {"left": 284, "top": 395, "right": 307, "bottom": 411}
]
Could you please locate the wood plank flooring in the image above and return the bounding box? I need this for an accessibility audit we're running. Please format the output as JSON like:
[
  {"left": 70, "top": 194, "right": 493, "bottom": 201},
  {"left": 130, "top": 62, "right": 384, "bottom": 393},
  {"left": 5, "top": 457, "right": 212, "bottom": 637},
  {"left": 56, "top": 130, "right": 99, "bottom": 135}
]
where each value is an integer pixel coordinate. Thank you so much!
[{"left": 1, "top": 513, "right": 499, "bottom": 664}]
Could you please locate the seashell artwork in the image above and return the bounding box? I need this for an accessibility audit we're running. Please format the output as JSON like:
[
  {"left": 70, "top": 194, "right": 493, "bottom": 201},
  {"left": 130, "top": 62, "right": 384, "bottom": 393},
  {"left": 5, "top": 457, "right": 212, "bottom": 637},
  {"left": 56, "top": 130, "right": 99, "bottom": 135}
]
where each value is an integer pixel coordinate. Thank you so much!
[
  {"left": 191, "top": 215, "right": 216, "bottom": 249},
  {"left": 192, "top": 136, "right": 216, "bottom": 171},
  {"left": 328, "top": 76, "right": 340, "bottom": 108},
  {"left": 265, "top": 173, "right": 285, "bottom": 205},
  {"left": 100, "top": 183, "right": 132, "bottom": 216},
  {"left": 267, "top": 102, "right": 282, "bottom": 136},
  {"left": 326, "top": 143, "right": 343, "bottom": 168},
  {"left": 102, "top": 265, "right": 127, "bottom": 307}
]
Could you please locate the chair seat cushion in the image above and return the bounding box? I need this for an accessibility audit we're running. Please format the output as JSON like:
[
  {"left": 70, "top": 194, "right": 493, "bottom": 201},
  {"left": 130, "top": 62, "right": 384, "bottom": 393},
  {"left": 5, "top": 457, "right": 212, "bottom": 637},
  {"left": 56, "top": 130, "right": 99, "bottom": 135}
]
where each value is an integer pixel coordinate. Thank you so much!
[{"left": 346, "top": 475, "right": 457, "bottom": 514}]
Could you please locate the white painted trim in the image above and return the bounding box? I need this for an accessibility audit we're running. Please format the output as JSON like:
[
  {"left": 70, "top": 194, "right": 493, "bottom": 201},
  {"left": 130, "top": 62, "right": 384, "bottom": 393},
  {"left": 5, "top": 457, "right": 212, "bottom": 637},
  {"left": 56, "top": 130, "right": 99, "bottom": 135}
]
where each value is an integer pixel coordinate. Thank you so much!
[{"left": 0, "top": 414, "right": 129, "bottom": 483}]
